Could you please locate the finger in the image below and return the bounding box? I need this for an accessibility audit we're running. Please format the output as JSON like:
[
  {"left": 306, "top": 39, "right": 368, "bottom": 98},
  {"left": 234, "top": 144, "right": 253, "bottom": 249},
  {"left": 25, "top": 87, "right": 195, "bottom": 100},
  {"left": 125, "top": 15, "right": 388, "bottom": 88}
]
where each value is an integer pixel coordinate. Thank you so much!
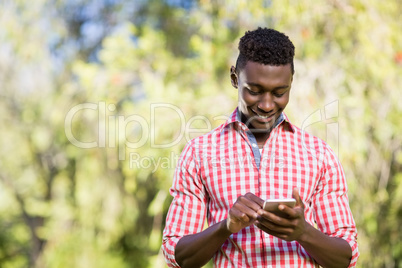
[
  {"left": 232, "top": 202, "right": 259, "bottom": 221},
  {"left": 258, "top": 204, "right": 294, "bottom": 221},
  {"left": 292, "top": 188, "right": 304, "bottom": 209},
  {"left": 244, "top": 192, "right": 265, "bottom": 207},
  {"left": 254, "top": 221, "right": 293, "bottom": 238},
  {"left": 277, "top": 204, "right": 297, "bottom": 218},
  {"left": 257, "top": 210, "right": 293, "bottom": 227},
  {"left": 229, "top": 209, "right": 250, "bottom": 223},
  {"left": 246, "top": 193, "right": 264, "bottom": 208}
]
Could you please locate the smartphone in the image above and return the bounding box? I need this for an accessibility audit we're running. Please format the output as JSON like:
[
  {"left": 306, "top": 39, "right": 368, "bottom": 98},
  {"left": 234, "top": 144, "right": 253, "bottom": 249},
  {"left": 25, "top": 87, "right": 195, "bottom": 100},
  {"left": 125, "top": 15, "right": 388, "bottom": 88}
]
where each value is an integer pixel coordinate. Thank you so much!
[{"left": 263, "top": 198, "right": 296, "bottom": 218}]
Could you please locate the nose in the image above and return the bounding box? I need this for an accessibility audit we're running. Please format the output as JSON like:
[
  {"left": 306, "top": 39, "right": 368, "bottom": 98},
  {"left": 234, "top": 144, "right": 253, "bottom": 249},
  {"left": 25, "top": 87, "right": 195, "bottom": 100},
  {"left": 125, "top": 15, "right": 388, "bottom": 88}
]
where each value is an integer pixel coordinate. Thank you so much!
[{"left": 257, "top": 92, "right": 275, "bottom": 112}]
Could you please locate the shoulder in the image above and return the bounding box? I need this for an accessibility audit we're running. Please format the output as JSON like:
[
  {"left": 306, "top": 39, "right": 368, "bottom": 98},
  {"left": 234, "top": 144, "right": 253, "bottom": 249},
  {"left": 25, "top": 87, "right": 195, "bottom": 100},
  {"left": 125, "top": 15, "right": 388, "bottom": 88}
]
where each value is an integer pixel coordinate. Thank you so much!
[
  {"left": 289, "top": 123, "right": 327, "bottom": 147},
  {"left": 175, "top": 122, "right": 230, "bottom": 172},
  {"left": 185, "top": 122, "right": 231, "bottom": 151},
  {"left": 284, "top": 120, "right": 334, "bottom": 163}
]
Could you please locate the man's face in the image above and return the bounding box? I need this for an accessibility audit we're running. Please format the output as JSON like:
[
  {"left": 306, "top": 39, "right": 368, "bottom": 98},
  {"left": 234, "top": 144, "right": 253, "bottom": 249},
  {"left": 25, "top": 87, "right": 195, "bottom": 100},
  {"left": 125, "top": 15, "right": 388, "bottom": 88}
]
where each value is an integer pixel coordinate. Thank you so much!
[{"left": 231, "top": 61, "right": 293, "bottom": 131}]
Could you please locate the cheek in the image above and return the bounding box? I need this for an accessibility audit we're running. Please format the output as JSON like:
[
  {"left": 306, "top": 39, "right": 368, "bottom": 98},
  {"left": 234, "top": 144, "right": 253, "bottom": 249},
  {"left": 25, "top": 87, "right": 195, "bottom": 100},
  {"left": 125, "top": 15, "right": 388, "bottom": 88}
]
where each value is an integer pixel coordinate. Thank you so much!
[
  {"left": 279, "top": 97, "right": 289, "bottom": 105},
  {"left": 240, "top": 91, "right": 257, "bottom": 105},
  {"left": 278, "top": 94, "right": 290, "bottom": 108}
]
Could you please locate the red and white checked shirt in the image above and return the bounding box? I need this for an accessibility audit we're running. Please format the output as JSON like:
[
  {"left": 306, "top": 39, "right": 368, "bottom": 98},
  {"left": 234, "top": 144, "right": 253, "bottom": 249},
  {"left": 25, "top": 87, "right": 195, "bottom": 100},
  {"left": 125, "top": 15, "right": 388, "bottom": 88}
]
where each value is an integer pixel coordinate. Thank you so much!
[{"left": 162, "top": 109, "right": 359, "bottom": 267}]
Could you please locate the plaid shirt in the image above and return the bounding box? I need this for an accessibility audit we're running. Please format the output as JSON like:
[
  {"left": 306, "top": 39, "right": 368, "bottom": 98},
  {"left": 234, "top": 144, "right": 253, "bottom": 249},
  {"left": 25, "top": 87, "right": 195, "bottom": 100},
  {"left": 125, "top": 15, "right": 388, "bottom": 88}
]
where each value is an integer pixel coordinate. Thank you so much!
[{"left": 162, "top": 108, "right": 359, "bottom": 267}]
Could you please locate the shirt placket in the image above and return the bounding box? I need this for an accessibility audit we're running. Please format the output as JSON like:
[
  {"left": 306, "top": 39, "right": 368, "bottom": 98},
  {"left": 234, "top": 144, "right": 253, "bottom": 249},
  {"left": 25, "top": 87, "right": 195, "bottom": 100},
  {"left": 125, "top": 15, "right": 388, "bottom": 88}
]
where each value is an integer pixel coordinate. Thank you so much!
[{"left": 259, "top": 126, "right": 281, "bottom": 268}]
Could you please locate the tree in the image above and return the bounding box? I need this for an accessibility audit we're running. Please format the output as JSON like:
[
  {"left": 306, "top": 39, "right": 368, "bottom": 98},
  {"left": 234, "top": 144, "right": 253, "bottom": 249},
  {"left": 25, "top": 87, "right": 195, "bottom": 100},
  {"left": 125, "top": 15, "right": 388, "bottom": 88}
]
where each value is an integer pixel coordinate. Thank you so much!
[{"left": 0, "top": 0, "right": 401, "bottom": 267}]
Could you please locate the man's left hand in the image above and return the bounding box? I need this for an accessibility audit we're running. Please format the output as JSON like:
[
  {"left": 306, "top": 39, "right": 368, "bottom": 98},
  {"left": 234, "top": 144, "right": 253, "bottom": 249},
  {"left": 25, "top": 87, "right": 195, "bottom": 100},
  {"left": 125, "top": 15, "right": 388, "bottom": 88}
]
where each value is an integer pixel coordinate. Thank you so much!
[{"left": 254, "top": 188, "right": 307, "bottom": 241}]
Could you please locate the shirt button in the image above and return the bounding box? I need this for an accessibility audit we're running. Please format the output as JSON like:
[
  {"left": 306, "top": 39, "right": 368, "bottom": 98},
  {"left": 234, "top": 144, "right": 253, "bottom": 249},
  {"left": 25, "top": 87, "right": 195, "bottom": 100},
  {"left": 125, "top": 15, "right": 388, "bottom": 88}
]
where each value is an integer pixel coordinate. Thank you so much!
[{"left": 252, "top": 143, "right": 257, "bottom": 148}]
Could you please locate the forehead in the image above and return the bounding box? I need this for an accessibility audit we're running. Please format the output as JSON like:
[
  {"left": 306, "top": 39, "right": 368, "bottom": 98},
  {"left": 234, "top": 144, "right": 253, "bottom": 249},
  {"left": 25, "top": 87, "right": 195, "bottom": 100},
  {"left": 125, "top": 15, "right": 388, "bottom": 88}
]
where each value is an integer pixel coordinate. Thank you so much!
[{"left": 238, "top": 61, "right": 293, "bottom": 86}]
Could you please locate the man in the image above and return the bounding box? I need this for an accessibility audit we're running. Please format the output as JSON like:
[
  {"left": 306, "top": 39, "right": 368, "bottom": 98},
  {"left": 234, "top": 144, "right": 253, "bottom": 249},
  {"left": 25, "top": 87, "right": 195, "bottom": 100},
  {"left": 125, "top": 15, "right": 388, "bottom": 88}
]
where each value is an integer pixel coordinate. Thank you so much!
[{"left": 162, "top": 27, "right": 359, "bottom": 268}]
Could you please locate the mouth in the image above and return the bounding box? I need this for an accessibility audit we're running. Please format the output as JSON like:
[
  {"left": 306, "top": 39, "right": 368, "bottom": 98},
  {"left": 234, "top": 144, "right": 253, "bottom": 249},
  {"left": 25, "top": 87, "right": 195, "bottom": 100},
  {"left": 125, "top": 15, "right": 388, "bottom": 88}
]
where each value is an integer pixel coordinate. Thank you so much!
[{"left": 251, "top": 109, "right": 275, "bottom": 121}]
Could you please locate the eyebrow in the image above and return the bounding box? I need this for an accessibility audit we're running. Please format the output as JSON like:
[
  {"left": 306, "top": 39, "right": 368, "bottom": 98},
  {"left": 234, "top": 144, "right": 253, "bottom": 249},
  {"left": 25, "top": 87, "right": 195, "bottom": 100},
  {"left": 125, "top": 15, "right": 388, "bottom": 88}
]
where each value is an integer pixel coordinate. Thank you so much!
[{"left": 246, "top": 82, "right": 290, "bottom": 91}]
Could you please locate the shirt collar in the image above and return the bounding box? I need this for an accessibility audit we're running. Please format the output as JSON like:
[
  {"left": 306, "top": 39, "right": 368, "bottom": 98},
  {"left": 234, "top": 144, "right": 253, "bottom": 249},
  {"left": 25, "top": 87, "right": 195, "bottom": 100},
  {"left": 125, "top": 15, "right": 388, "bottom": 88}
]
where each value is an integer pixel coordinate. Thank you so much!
[{"left": 221, "top": 108, "right": 295, "bottom": 133}]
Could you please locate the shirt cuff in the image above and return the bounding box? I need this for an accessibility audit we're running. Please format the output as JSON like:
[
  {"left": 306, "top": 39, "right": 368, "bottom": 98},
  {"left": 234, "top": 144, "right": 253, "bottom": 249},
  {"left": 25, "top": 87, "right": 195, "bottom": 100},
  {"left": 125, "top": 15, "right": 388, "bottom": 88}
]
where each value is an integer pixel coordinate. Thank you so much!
[
  {"left": 347, "top": 239, "right": 359, "bottom": 268},
  {"left": 162, "top": 236, "right": 182, "bottom": 268}
]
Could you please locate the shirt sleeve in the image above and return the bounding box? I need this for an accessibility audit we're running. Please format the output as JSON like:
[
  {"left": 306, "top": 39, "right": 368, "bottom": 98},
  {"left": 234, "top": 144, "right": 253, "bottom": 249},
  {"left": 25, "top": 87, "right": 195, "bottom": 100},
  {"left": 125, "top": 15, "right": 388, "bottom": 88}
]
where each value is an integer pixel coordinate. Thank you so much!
[
  {"left": 311, "top": 145, "right": 359, "bottom": 267},
  {"left": 161, "top": 142, "right": 208, "bottom": 267}
]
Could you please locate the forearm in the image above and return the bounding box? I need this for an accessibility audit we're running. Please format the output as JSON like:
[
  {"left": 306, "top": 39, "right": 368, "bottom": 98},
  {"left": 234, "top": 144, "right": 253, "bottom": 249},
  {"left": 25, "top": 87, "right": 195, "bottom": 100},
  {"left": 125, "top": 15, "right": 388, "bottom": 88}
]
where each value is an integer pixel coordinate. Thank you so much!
[
  {"left": 175, "top": 219, "right": 232, "bottom": 268},
  {"left": 297, "top": 223, "right": 352, "bottom": 268}
]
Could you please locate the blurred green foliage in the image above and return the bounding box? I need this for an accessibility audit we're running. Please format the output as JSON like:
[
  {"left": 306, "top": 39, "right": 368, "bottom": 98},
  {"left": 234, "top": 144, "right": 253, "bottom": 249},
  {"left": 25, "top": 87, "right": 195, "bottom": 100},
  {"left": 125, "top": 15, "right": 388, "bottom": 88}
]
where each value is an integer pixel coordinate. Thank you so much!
[{"left": 0, "top": 0, "right": 401, "bottom": 267}]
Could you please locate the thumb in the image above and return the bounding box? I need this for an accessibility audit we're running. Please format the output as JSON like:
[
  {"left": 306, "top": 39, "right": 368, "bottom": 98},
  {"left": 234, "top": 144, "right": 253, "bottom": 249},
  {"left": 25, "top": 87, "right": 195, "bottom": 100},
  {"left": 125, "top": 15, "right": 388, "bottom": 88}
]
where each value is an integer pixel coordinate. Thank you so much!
[{"left": 292, "top": 188, "right": 304, "bottom": 209}]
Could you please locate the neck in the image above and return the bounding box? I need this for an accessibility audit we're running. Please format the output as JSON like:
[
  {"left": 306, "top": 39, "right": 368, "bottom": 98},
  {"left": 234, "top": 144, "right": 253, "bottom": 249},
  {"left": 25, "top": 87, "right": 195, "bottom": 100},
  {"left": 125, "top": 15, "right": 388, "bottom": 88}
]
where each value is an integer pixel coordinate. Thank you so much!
[{"left": 251, "top": 130, "right": 271, "bottom": 148}]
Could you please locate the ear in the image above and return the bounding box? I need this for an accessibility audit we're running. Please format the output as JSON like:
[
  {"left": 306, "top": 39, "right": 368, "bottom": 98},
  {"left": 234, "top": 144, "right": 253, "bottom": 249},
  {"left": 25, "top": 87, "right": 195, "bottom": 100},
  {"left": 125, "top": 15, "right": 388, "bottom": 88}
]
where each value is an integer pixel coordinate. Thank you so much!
[{"left": 230, "top": 66, "right": 238, "bottom": 88}]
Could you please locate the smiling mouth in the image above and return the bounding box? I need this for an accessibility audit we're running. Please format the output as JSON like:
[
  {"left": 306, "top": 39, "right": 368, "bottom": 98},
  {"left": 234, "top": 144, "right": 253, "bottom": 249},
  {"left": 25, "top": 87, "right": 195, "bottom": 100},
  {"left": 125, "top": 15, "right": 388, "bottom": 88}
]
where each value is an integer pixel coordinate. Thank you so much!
[{"left": 251, "top": 109, "right": 275, "bottom": 120}]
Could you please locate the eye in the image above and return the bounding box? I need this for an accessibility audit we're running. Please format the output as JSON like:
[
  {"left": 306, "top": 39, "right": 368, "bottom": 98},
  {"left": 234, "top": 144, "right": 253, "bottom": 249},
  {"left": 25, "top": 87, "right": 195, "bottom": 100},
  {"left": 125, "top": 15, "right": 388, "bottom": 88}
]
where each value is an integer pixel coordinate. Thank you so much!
[
  {"left": 246, "top": 88, "right": 260, "bottom": 95},
  {"left": 273, "top": 90, "right": 288, "bottom": 97},
  {"left": 273, "top": 92, "right": 285, "bottom": 97}
]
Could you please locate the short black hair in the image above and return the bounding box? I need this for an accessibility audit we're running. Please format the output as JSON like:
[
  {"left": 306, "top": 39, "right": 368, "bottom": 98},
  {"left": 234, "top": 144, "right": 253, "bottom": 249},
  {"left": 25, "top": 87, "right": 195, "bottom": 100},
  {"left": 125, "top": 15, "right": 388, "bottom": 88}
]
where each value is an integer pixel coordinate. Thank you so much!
[{"left": 235, "top": 27, "right": 295, "bottom": 74}]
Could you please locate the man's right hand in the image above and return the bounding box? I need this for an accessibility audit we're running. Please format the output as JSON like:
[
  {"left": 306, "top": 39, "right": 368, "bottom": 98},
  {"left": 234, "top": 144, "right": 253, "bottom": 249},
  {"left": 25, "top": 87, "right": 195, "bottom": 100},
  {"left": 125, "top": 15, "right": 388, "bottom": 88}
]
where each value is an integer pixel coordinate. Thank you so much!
[
  {"left": 175, "top": 193, "right": 264, "bottom": 268},
  {"left": 226, "top": 192, "right": 264, "bottom": 233}
]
